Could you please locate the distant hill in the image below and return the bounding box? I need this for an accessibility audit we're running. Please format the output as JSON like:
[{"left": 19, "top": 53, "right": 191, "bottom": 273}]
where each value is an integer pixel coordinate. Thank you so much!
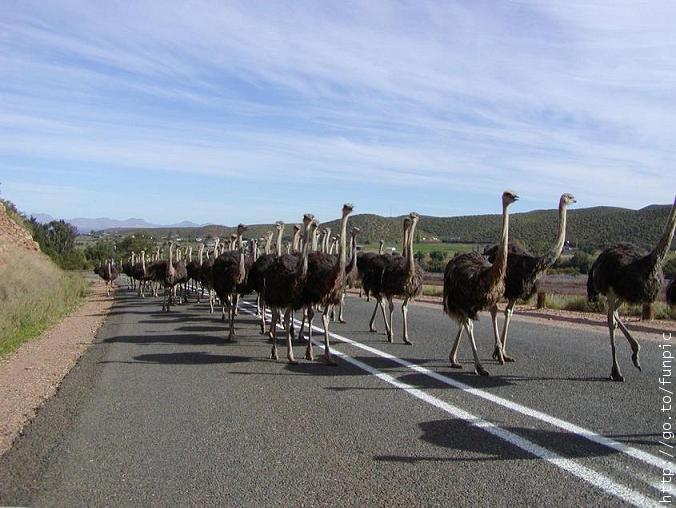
[
  {"left": 98, "top": 203, "right": 675, "bottom": 253},
  {"left": 32, "top": 214, "right": 203, "bottom": 234}
]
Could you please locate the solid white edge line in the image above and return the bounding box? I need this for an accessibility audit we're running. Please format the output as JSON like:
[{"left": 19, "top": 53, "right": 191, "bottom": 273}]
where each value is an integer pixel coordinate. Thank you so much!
[{"left": 240, "top": 303, "right": 656, "bottom": 506}]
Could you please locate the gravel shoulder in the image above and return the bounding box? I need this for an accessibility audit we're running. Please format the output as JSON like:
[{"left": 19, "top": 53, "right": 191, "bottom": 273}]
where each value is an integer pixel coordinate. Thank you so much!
[{"left": 0, "top": 275, "right": 114, "bottom": 456}]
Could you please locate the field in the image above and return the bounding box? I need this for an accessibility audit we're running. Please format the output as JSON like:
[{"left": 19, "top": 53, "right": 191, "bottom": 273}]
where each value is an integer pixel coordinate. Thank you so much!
[{"left": 0, "top": 251, "right": 88, "bottom": 357}]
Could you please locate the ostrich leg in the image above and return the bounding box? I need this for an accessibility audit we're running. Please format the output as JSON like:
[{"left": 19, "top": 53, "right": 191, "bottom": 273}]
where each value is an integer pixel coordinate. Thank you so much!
[
  {"left": 338, "top": 292, "right": 347, "bottom": 323},
  {"left": 285, "top": 310, "right": 298, "bottom": 364},
  {"left": 401, "top": 297, "right": 412, "bottom": 345},
  {"left": 449, "top": 326, "right": 463, "bottom": 368},
  {"left": 385, "top": 298, "right": 395, "bottom": 342},
  {"left": 297, "top": 310, "right": 307, "bottom": 343},
  {"left": 607, "top": 296, "right": 624, "bottom": 382},
  {"left": 368, "top": 300, "right": 380, "bottom": 332},
  {"left": 466, "top": 321, "right": 489, "bottom": 376},
  {"left": 305, "top": 307, "right": 315, "bottom": 360},
  {"left": 613, "top": 308, "right": 641, "bottom": 371},
  {"left": 321, "top": 306, "right": 337, "bottom": 366},
  {"left": 499, "top": 301, "right": 516, "bottom": 362},
  {"left": 489, "top": 305, "right": 506, "bottom": 364},
  {"left": 269, "top": 308, "right": 279, "bottom": 360}
]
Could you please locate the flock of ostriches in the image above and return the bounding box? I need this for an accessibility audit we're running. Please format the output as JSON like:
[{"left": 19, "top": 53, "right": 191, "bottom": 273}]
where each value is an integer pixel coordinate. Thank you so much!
[{"left": 95, "top": 192, "right": 676, "bottom": 382}]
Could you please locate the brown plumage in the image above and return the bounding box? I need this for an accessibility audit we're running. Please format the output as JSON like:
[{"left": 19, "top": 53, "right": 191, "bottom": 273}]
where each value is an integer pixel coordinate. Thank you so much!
[
  {"left": 484, "top": 193, "right": 576, "bottom": 363},
  {"left": 587, "top": 195, "right": 676, "bottom": 381},
  {"left": 249, "top": 223, "right": 284, "bottom": 334},
  {"left": 95, "top": 259, "right": 118, "bottom": 296},
  {"left": 264, "top": 216, "right": 317, "bottom": 363},
  {"left": 212, "top": 225, "right": 247, "bottom": 341},
  {"left": 381, "top": 212, "right": 424, "bottom": 344},
  {"left": 299, "top": 204, "right": 354, "bottom": 365},
  {"left": 443, "top": 191, "right": 519, "bottom": 376}
]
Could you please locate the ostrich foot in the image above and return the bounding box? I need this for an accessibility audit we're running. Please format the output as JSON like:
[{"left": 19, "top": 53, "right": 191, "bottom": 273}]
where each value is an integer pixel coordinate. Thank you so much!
[
  {"left": 270, "top": 348, "right": 279, "bottom": 361},
  {"left": 324, "top": 355, "right": 337, "bottom": 366},
  {"left": 226, "top": 333, "right": 235, "bottom": 342},
  {"left": 369, "top": 326, "right": 377, "bottom": 333},
  {"left": 386, "top": 333, "right": 393, "bottom": 343},
  {"left": 610, "top": 368, "right": 625, "bottom": 382},
  {"left": 339, "top": 318, "right": 346, "bottom": 324},
  {"left": 475, "top": 365, "right": 490, "bottom": 376},
  {"left": 632, "top": 349, "right": 641, "bottom": 371},
  {"left": 287, "top": 356, "right": 298, "bottom": 365},
  {"left": 403, "top": 338, "right": 412, "bottom": 345},
  {"left": 450, "top": 362, "right": 463, "bottom": 369},
  {"left": 502, "top": 353, "right": 515, "bottom": 362},
  {"left": 305, "top": 347, "right": 314, "bottom": 361}
]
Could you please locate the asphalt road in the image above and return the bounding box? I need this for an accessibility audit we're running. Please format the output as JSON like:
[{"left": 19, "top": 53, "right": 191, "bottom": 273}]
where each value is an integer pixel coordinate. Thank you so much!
[{"left": 0, "top": 286, "right": 673, "bottom": 506}]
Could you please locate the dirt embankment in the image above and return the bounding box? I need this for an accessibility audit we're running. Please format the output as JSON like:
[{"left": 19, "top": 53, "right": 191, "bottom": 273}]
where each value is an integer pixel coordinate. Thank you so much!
[{"left": 0, "top": 202, "right": 40, "bottom": 265}]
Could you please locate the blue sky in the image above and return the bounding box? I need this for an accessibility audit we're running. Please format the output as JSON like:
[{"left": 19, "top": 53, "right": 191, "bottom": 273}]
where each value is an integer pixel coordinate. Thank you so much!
[{"left": 0, "top": 1, "right": 674, "bottom": 225}]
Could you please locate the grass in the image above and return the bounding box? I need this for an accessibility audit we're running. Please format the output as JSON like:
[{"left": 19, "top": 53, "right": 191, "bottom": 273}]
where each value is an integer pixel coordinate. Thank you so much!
[
  {"left": 543, "top": 294, "right": 675, "bottom": 320},
  {"left": 422, "top": 284, "right": 444, "bottom": 297},
  {"left": 360, "top": 242, "right": 482, "bottom": 254},
  {"left": 0, "top": 250, "right": 89, "bottom": 358}
]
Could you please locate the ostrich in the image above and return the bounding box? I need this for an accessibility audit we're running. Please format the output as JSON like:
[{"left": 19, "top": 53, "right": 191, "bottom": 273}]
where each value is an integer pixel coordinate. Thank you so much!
[
  {"left": 443, "top": 191, "right": 519, "bottom": 375},
  {"left": 212, "top": 225, "right": 247, "bottom": 341},
  {"left": 121, "top": 253, "right": 135, "bottom": 290},
  {"left": 199, "top": 239, "right": 220, "bottom": 313},
  {"left": 382, "top": 212, "right": 424, "bottom": 344},
  {"left": 155, "top": 242, "right": 187, "bottom": 312},
  {"left": 336, "top": 226, "right": 361, "bottom": 323},
  {"left": 131, "top": 249, "right": 151, "bottom": 297},
  {"left": 265, "top": 215, "right": 317, "bottom": 363},
  {"left": 359, "top": 218, "right": 411, "bottom": 333},
  {"left": 248, "top": 230, "right": 274, "bottom": 317},
  {"left": 484, "top": 193, "right": 576, "bottom": 362},
  {"left": 587, "top": 195, "right": 676, "bottom": 382},
  {"left": 186, "top": 243, "right": 204, "bottom": 301},
  {"left": 300, "top": 204, "right": 354, "bottom": 365},
  {"left": 95, "top": 259, "right": 118, "bottom": 296},
  {"left": 248, "top": 223, "right": 285, "bottom": 334}
]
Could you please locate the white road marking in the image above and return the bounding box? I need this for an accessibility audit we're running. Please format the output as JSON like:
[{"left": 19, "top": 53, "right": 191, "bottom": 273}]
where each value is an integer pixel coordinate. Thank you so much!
[{"left": 239, "top": 303, "right": 655, "bottom": 506}]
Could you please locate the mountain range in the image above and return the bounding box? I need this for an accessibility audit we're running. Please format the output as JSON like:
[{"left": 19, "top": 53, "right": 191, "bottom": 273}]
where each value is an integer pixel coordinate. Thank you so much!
[{"left": 32, "top": 214, "right": 203, "bottom": 233}]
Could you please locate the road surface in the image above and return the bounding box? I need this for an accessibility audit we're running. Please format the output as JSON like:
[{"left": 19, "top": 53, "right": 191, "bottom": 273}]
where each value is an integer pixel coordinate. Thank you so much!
[{"left": 0, "top": 288, "right": 672, "bottom": 506}]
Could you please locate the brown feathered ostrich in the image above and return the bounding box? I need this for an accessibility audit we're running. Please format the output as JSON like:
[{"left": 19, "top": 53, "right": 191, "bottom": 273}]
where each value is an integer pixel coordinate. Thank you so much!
[
  {"left": 153, "top": 242, "right": 187, "bottom": 312},
  {"left": 198, "top": 239, "right": 220, "bottom": 313},
  {"left": 443, "top": 191, "right": 519, "bottom": 376},
  {"left": 212, "top": 225, "right": 247, "bottom": 341},
  {"left": 301, "top": 204, "right": 354, "bottom": 365},
  {"left": 95, "top": 259, "right": 118, "bottom": 296},
  {"left": 358, "top": 218, "right": 410, "bottom": 333},
  {"left": 121, "top": 252, "right": 135, "bottom": 290},
  {"left": 265, "top": 215, "right": 317, "bottom": 363},
  {"left": 248, "top": 222, "right": 285, "bottom": 334},
  {"left": 484, "top": 193, "right": 576, "bottom": 362},
  {"left": 382, "top": 212, "right": 424, "bottom": 344},
  {"left": 587, "top": 195, "right": 676, "bottom": 382}
]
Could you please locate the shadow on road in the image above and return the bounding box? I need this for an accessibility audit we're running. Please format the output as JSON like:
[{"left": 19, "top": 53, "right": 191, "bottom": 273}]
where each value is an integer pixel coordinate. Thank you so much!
[
  {"left": 101, "top": 351, "right": 255, "bottom": 365},
  {"left": 375, "top": 418, "right": 624, "bottom": 462}
]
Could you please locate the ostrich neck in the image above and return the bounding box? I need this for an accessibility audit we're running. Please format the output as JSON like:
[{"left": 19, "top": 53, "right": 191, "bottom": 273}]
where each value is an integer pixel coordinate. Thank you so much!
[
  {"left": 168, "top": 245, "right": 175, "bottom": 274},
  {"left": 265, "top": 235, "right": 272, "bottom": 255},
  {"left": 141, "top": 251, "right": 146, "bottom": 272},
  {"left": 300, "top": 227, "right": 314, "bottom": 277},
  {"left": 292, "top": 230, "right": 301, "bottom": 253},
  {"left": 538, "top": 203, "right": 568, "bottom": 270},
  {"left": 649, "top": 197, "right": 676, "bottom": 265},
  {"left": 403, "top": 224, "right": 410, "bottom": 257},
  {"left": 489, "top": 205, "right": 510, "bottom": 285},
  {"left": 379, "top": 241, "right": 384, "bottom": 255},
  {"left": 275, "top": 227, "right": 284, "bottom": 257},
  {"left": 198, "top": 246, "right": 204, "bottom": 266},
  {"left": 406, "top": 221, "right": 417, "bottom": 275},
  {"left": 346, "top": 233, "right": 358, "bottom": 274},
  {"left": 338, "top": 213, "right": 349, "bottom": 279}
]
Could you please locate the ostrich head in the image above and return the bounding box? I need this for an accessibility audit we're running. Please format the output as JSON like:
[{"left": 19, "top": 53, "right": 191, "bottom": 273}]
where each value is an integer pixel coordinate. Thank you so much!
[
  {"left": 342, "top": 203, "right": 354, "bottom": 216},
  {"left": 352, "top": 226, "right": 361, "bottom": 236},
  {"left": 302, "top": 213, "right": 315, "bottom": 226},
  {"left": 293, "top": 224, "right": 301, "bottom": 232},
  {"left": 502, "top": 191, "right": 519, "bottom": 207},
  {"left": 409, "top": 212, "right": 420, "bottom": 223},
  {"left": 275, "top": 221, "right": 284, "bottom": 231},
  {"left": 560, "top": 193, "right": 576, "bottom": 207},
  {"left": 237, "top": 224, "right": 248, "bottom": 235}
]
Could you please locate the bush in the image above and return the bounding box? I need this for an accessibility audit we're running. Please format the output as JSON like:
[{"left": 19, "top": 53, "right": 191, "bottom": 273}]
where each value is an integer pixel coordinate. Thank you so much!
[{"left": 664, "top": 258, "right": 676, "bottom": 278}]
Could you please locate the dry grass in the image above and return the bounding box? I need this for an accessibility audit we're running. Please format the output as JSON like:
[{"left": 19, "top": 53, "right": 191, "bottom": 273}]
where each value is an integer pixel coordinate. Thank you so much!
[
  {"left": 0, "top": 250, "right": 88, "bottom": 357},
  {"left": 422, "top": 284, "right": 444, "bottom": 297},
  {"left": 543, "top": 294, "right": 675, "bottom": 320}
]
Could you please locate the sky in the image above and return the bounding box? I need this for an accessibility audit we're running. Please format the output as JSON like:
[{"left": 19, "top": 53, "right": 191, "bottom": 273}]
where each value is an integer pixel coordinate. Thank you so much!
[{"left": 0, "top": 0, "right": 675, "bottom": 225}]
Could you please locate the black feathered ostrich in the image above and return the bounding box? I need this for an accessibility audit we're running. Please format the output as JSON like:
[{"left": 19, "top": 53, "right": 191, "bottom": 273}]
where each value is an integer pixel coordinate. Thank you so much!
[
  {"left": 212, "top": 225, "right": 247, "bottom": 341},
  {"left": 443, "top": 191, "right": 519, "bottom": 376},
  {"left": 484, "top": 193, "right": 576, "bottom": 362},
  {"left": 587, "top": 195, "right": 676, "bottom": 382},
  {"left": 358, "top": 218, "right": 411, "bottom": 333},
  {"left": 382, "top": 212, "right": 424, "bottom": 344},
  {"left": 265, "top": 215, "right": 317, "bottom": 363},
  {"left": 248, "top": 222, "right": 285, "bottom": 334},
  {"left": 301, "top": 204, "right": 354, "bottom": 365},
  {"left": 94, "top": 259, "right": 118, "bottom": 296}
]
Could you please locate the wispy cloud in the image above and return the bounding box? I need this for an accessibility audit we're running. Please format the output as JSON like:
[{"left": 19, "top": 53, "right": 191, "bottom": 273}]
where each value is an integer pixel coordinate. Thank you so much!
[{"left": 0, "top": 0, "right": 674, "bottom": 223}]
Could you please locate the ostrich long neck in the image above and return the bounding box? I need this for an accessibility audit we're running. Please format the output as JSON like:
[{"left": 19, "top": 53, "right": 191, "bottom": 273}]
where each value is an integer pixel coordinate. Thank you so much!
[
  {"left": 649, "top": 196, "right": 676, "bottom": 265},
  {"left": 299, "top": 225, "right": 314, "bottom": 277},
  {"left": 346, "top": 232, "right": 358, "bottom": 275},
  {"left": 168, "top": 244, "right": 175, "bottom": 275},
  {"left": 337, "top": 213, "right": 349, "bottom": 281},
  {"left": 406, "top": 220, "right": 418, "bottom": 276},
  {"left": 141, "top": 251, "right": 146, "bottom": 273},
  {"left": 403, "top": 224, "right": 410, "bottom": 257},
  {"left": 379, "top": 241, "right": 384, "bottom": 255},
  {"left": 489, "top": 204, "right": 510, "bottom": 285},
  {"left": 538, "top": 202, "right": 568, "bottom": 270},
  {"left": 276, "top": 226, "right": 285, "bottom": 257},
  {"left": 265, "top": 234, "right": 272, "bottom": 255}
]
